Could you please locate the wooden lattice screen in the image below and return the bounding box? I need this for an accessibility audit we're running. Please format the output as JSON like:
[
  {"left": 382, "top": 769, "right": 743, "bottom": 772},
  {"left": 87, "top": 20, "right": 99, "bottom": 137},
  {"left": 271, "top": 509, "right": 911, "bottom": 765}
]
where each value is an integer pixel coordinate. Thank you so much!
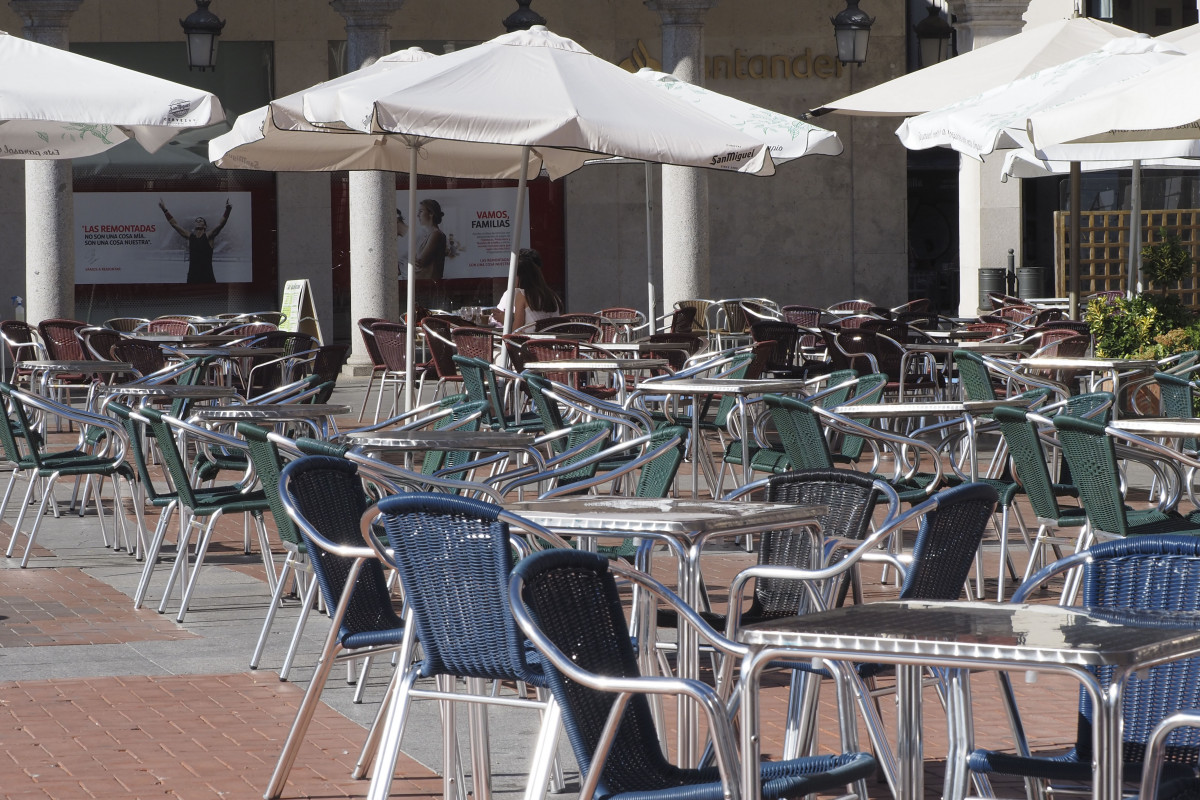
[{"left": 1054, "top": 209, "right": 1200, "bottom": 307}]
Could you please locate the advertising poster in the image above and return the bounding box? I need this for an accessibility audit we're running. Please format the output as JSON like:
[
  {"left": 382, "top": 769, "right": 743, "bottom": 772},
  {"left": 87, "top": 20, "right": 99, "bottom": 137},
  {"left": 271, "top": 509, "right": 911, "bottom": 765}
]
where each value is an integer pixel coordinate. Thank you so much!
[
  {"left": 74, "top": 191, "right": 253, "bottom": 284},
  {"left": 395, "top": 187, "right": 530, "bottom": 281}
]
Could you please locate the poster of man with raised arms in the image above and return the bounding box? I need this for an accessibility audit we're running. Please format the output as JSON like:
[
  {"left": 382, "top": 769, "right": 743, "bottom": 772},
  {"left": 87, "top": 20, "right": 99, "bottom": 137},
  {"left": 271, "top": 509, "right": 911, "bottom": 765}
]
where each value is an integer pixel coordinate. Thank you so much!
[{"left": 74, "top": 192, "right": 253, "bottom": 284}]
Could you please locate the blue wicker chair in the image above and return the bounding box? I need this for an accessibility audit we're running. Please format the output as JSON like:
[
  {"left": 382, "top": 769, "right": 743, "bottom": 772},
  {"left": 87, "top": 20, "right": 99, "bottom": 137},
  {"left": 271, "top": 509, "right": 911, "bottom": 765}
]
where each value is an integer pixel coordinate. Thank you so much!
[
  {"left": 264, "top": 455, "right": 406, "bottom": 800},
  {"left": 358, "top": 492, "right": 569, "bottom": 800},
  {"left": 968, "top": 535, "right": 1200, "bottom": 799},
  {"left": 509, "top": 547, "right": 878, "bottom": 800}
]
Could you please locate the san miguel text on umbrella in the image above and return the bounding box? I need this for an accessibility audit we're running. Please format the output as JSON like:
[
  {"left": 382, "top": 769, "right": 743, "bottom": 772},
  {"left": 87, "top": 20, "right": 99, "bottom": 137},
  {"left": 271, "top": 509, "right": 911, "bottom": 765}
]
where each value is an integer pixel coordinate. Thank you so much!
[{"left": 711, "top": 149, "right": 755, "bottom": 165}]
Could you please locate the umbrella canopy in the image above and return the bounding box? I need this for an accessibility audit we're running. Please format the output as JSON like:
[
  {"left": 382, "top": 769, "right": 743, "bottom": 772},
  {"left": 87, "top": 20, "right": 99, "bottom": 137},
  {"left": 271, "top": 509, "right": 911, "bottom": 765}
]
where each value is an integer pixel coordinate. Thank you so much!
[
  {"left": 591, "top": 68, "right": 843, "bottom": 331},
  {"left": 213, "top": 26, "right": 784, "bottom": 411},
  {"left": 301, "top": 26, "right": 778, "bottom": 179},
  {"left": 811, "top": 16, "right": 1134, "bottom": 117},
  {"left": 631, "top": 68, "right": 842, "bottom": 160},
  {"left": 1001, "top": 149, "right": 1200, "bottom": 180},
  {"left": 1027, "top": 46, "right": 1200, "bottom": 150},
  {"left": 0, "top": 29, "right": 223, "bottom": 159},
  {"left": 896, "top": 36, "right": 1189, "bottom": 160}
]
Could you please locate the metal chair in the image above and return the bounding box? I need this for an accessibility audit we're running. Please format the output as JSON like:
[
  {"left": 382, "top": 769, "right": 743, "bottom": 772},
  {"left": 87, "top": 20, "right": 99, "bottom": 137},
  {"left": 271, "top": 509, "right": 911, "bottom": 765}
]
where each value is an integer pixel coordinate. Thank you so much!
[
  {"left": 421, "top": 317, "right": 464, "bottom": 399},
  {"left": 263, "top": 455, "right": 406, "bottom": 800},
  {"left": 103, "top": 316, "right": 149, "bottom": 333},
  {"left": 356, "top": 317, "right": 388, "bottom": 422},
  {"left": 75, "top": 325, "right": 123, "bottom": 361},
  {"left": 129, "top": 406, "right": 273, "bottom": 621},
  {"left": 357, "top": 492, "right": 570, "bottom": 800},
  {"left": 0, "top": 319, "right": 46, "bottom": 386},
  {"left": 1140, "top": 712, "right": 1200, "bottom": 800},
  {"left": 367, "top": 321, "right": 431, "bottom": 420},
  {"left": 968, "top": 535, "right": 1200, "bottom": 800},
  {"left": 509, "top": 547, "right": 878, "bottom": 800},
  {"left": 0, "top": 384, "right": 137, "bottom": 567},
  {"left": 110, "top": 338, "right": 169, "bottom": 381},
  {"left": 723, "top": 481, "right": 998, "bottom": 795}
]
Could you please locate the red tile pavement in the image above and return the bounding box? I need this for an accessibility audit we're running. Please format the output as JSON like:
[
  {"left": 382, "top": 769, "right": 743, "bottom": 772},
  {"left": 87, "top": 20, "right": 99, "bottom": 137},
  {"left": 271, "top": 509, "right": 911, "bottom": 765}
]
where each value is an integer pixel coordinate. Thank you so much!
[
  {"left": 0, "top": 568, "right": 195, "bottom": 648},
  {"left": 0, "top": 672, "right": 442, "bottom": 799}
]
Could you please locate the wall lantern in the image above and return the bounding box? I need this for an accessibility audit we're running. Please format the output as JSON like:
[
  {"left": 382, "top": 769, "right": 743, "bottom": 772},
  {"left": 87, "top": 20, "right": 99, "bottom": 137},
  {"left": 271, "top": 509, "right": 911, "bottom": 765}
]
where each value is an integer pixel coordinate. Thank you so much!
[
  {"left": 914, "top": 5, "right": 954, "bottom": 67},
  {"left": 832, "top": 0, "right": 875, "bottom": 66},
  {"left": 503, "top": 0, "right": 547, "bottom": 33},
  {"left": 181, "top": 0, "right": 225, "bottom": 71}
]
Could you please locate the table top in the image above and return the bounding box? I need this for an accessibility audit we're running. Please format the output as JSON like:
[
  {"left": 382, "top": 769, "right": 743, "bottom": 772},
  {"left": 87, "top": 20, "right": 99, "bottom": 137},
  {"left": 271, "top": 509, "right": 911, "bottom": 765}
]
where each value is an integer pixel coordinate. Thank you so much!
[
  {"left": 344, "top": 429, "right": 538, "bottom": 451},
  {"left": 18, "top": 360, "right": 133, "bottom": 372},
  {"left": 634, "top": 377, "right": 812, "bottom": 395},
  {"left": 504, "top": 496, "right": 826, "bottom": 535},
  {"left": 99, "top": 384, "right": 238, "bottom": 399},
  {"left": 175, "top": 347, "right": 285, "bottom": 357},
  {"left": 1111, "top": 417, "right": 1200, "bottom": 436},
  {"left": 594, "top": 342, "right": 694, "bottom": 354},
  {"left": 525, "top": 358, "right": 669, "bottom": 371},
  {"left": 832, "top": 399, "right": 1022, "bottom": 418},
  {"left": 741, "top": 599, "right": 1200, "bottom": 668},
  {"left": 131, "top": 334, "right": 245, "bottom": 345},
  {"left": 191, "top": 403, "right": 350, "bottom": 421},
  {"left": 1021, "top": 356, "right": 1159, "bottom": 370},
  {"left": 908, "top": 341, "right": 1037, "bottom": 354}
]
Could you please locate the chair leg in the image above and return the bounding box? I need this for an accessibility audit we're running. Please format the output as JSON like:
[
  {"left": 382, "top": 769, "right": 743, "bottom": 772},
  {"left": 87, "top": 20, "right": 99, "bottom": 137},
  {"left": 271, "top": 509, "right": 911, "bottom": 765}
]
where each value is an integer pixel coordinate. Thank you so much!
[
  {"left": 5, "top": 473, "right": 40, "bottom": 559},
  {"left": 467, "top": 676, "right": 493, "bottom": 800},
  {"left": 157, "top": 515, "right": 203, "bottom": 615},
  {"left": 134, "top": 502, "right": 178, "bottom": 608},
  {"left": 357, "top": 370, "right": 380, "bottom": 422},
  {"left": 279, "top": 576, "right": 319, "bottom": 682},
  {"left": 176, "top": 513, "right": 225, "bottom": 622},
  {"left": 522, "top": 694, "right": 563, "bottom": 800},
  {"left": 252, "top": 551, "right": 300, "bottom": 671},
  {"left": 19, "top": 473, "right": 60, "bottom": 568}
]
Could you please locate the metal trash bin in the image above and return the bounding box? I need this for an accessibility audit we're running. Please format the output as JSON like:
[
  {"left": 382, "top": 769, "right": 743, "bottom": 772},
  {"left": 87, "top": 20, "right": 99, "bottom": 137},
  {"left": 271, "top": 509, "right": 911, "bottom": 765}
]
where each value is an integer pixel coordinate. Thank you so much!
[
  {"left": 978, "top": 268, "right": 1006, "bottom": 311},
  {"left": 1017, "top": 267, "right": 1043, "bottom": 300}
]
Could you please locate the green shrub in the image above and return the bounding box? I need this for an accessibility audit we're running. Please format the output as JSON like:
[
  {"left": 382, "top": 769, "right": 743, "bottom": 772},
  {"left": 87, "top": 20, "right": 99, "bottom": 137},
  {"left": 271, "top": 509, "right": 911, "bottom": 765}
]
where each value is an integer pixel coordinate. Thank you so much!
[
  {"left": 1084, "top": 293, "right": 1196, "bottom": 359},
  {"left": 1142, "top": 227, "right": 1193, "bottom": 295}
]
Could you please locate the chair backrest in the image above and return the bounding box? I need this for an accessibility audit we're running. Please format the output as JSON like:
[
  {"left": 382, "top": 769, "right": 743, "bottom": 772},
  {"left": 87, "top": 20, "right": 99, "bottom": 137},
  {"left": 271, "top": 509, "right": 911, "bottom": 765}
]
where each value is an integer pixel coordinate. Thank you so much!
[
  {"left": 673, "top": 299, "right": 712, "bottom": 332},
  {"left": 451, "top": 327, "right": 498, "bottom": 361},
  {"left": 764, "top": 394, "right": 835, "bottom": 471},
  {"left": 520, "top": 338, "right": 580, "bottom": 386},
  {"left": 105, "top": 402, "right": 168, "bottom": 505},
  {"left": 1052, "top": 411, "right": 1130, "bottom": 537},
  {"left": 237, "top": 423, "right": 302, "bottom": 547},
  {"left": 1, "top": 319, "right": 40, "bottom": 361},
  {"left": 523, "top": 372, "right": 568, "bottom": 441},
  {"left": 310, "top": 343, "right": 349, "bottom": 384},
  {"left": 37, "top": 318, "right": 89, "bottom": 361},
  {"left": 781, "top": 305, "right": 824, "bottom": 328},
  {"left": 368, "top": 321, "right": 408, "bottom": 372},
  {"left": 753, "top": 468, "right": 887, "bottom": 617},
  {"left": 834, "top": 372, "right": 888, "bottom": 461},
  {"left": 135, "top": 407, "right": 201, "bottom": 509},
  {"left": 954, "top": 349, "right": 999, "bottom": 403},
  {"left": 357, "top": 317, "right": 387, "bottom": 369},
  {"left": 828, "top": 299, "right": 875, "bottom": 314},
  {"left": 511, "top": 548, "right": 683, "bottom": 796},
  {"left": 749, "top": 321, "right": 801, "bottom": 371},
  {"left": 632, "top": 424, "right": 688, "bottom": 499},
  {"left": 836, "top": 329, "right": 904, "bottom": 384},
  {"left": 111, "top": 339, "right": 168, "bottom": 379},
  {"left": 104, "top": 317, "right": 149, "bottom": 333},
  {"left": 421, "top": 318, "right": 459, "bottom": 379},
  {"left": 596, "top": 307, "right": 644, "bottom": 342},
  {"left": 279, "top": 456, "right": 402, "bottom": 643},
  {"left": 993, "top": 405, "right": 1070, "bottom": 522},
  {"left": 1155, "top": 372, "right": 1199, "bottom": 451},
  {"left": 711, "top": 299, "right": 749, "bottom": 333},
  {"left": 217, "top": 321, "right": 277, "bottom": 339},
  {"left": 898, "top": 482, "right": 997, "bottom": 599},
  {"left": 76, "top": 326, "right": 123, "bottom": 361},
  {"left": 142, "top": 318, "right": 197, "bottom": 336},
  {"left": 891, "top": 298, "right": 932, "bottom": 315},
  {"left": 420, "top": 399, "right": 487, "bottom": 479},
  {"left": 538, "top": 321, "right": 601, "bottom": 342},
  {"left": 1070, "top": 535, "right": 1200, "bottom": 766},
  {"left": 452, "top": 355, "right": 506, "bottom": 428},
  {"left": 668, "top": 304, "right": 698, "bottom": 332},
  {"left": 371, "top": 492, "right": 542, "bottom": 682},
  {"left": 643, "top": 333, "right": 705, "bottom": 373}
]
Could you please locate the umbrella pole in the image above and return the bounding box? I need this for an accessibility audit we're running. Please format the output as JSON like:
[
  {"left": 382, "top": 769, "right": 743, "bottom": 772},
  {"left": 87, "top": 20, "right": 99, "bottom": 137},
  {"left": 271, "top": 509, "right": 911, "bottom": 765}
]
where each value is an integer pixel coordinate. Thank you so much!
[
  {"left": 404, "top": 148, "right": 418, "bottom": 412},
  {"left": 502, "top": 145, "right": 531, "bottom": 337},
  {"left": 1130, "top": 160, "right": 1142, "bottom": 296},
  {"left": 1069, "top": 161, "right": 1081, "bottom": 320},
  {"left": 646, "top": 162, "right": 656, "bottom": 334}
]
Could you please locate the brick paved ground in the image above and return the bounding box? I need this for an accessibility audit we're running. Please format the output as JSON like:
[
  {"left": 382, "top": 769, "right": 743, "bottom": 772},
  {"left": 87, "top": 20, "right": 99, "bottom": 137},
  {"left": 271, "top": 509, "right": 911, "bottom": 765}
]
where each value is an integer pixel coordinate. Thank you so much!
[{"left": 0, "top": 391, "right": 1103, "bottom": 799}]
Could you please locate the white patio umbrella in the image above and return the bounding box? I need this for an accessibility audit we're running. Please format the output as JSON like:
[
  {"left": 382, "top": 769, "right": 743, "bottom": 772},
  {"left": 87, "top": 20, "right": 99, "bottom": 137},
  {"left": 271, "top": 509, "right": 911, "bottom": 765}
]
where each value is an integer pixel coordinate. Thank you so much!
[
  {"left": 897, "top": 35, "right": 1199, "bottom": 307},
  {"left": 594, "top": 68, "right": 843, "bottom": 331},
  {"left": 811, "top": 16, "right": 1134, "bottom": 117},
  {"left": 0, "top": 29, "right": 224, "bottom": 158},
  {"left": 214, "top": 27, "right": 779, "bottom": 414}
]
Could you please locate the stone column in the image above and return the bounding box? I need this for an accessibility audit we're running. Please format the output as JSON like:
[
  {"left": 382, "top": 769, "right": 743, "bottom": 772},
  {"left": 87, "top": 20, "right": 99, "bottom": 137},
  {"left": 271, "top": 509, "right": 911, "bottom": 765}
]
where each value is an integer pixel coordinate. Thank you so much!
[
  {"left": 330, "top": 0, "right": 406, "bottom": 375},
  {"left": 10, "top": 0, "right": 84, "bottom": 327},
  {"left": 946, "top": 0, "right": 1029, "bottom": 315},
  {"left": 646, "top": 0, "right": 718, "bottom": 316}
]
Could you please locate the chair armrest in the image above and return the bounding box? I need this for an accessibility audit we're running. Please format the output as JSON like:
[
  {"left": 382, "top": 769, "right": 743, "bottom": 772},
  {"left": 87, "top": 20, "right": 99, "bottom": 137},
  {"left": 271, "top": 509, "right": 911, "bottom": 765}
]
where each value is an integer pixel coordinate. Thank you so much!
[{"left": 1140, "top": 711, "right": 1200, "bottom": 800}]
